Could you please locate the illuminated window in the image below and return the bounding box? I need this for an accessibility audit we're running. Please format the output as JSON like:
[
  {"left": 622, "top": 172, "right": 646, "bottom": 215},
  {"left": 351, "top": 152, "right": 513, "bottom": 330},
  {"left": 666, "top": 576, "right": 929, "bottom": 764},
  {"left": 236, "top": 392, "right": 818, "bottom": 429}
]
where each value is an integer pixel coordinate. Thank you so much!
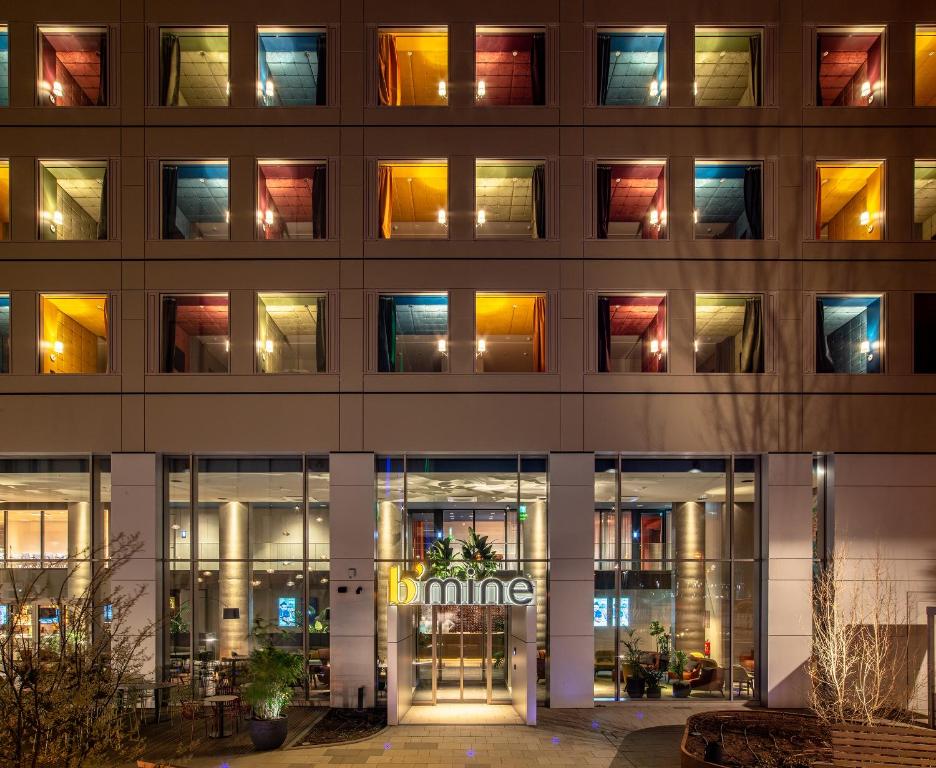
[
  {"left": 0, "top": 293, "right": 9, "bottom": 373},
  {"left": 816, "top": 295, "right": 883, "bottom": 374},
  {"left": 257, "top": 161, "right": 326, "bottom": 240},
  {"left": 475, "top": 293, "right": 547, "bottom": 373},
  {"left": 695, "top": 27, "right": 763, "bottom": 106},
  {"left": 475, "top": 27, "right": 545, "bottom": 106},
  {"left": 39, "top": 294, "right": 109, "bottom": 374},
  {"left": 815, "top": 161, "right": 884, "bottom": 240},
  {"left": 816, "top": 28, "right": 884, "bottom": 107},
  {"left": 159, "top": 294, "right": 229, "bottom": 373},
  {"left": 257, "top": 28, "right": 326, "bottom": 106},
  {"left": 39, "top": 160, "right": 107, "bottom": 241},
  {"left": 916, "top": 26, "right": 936, "bottom": 106},
  {"left": 377, "top": 294, "right": 448, "bottom": 373},
  {"left": 159, "top": 27, "right": 228, "bottom": 107},
  {"left": 695, "top": 294, "right": 765, "bottom": 373},
  {"left": 597, "top": 28, "right": 665, "bottom": 106},
  {"left": 694, "top": 161, "right": 763, "bottom": 240},
  {"left": 376, "top": 27, "right": 448, "bottom": 106},
  {"left": 37, "top": 26, "right": 107, "bottom": 107},
  {"left": 0, "top": 26, "right": 8, "bottom": 107},
  {"left": 257, "top": 293, "right": 326, "bottom": 373},
  {"left": 914, "top": 161, "right": 936, "bottom": 241},
  {"left": 597, "top": 161, "right": 666, "bottom": 239},
  {"left": 0, "top": 159, "right": 8, "bottom": 239},
  {"left": 475, "top": 160, "right": 546, "bottom": 239},
  {"left": 598, "top": 295, "right": 667, "bottom": 373},
  {"left": 376, "top": 160, "right": 448, "bottom": 239},
  {"left": 161, "top": 161, "right": 229, "bottom": 240}
]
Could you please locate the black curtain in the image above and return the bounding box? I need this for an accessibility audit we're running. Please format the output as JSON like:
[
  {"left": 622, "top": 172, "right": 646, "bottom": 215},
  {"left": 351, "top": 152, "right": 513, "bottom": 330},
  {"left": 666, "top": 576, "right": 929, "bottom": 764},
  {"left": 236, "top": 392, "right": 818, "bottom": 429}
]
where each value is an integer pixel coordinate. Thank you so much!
[
  {"left": 161, "top": 297, "right": 178, "bottom": 372},
  {"left": 531, "top": 164, "right": 546, "bottom": 239},
  {"left": 596, "top": 164, "right": 612, "bottom": 239},
  {"left": 815, "top": 36, "right": 824, "bottom": 106},
  {"left": 161, "top": 33, "right": 181, "bottom": 107},
  {"left": 743, "top": 165, "right": 763, "bottom": 240},
  {"left": 739, "top": 298, "right": 764, "bottom": 373},
  {"left": 597, "top": 33, "right": 611, "bottom": 106},
  {"left": 377, "top": 296, "right": 396, "bottom": 373},
  {"left": 96, "top": 167, "right": 108, "bottom": 240},
  {"left": 161, "top": 165, "right": 181, "bottom": 239},
  {"left": 315, "top": 34, "right": 327, "bottom": 106},
  {"left": 531, "top": 33, "right": 546, "bottom": 106},
  {"left": 97, "top": 32, "right": 108, "bottom": 106},
  {"left": 312, "top": 164, "right": 327, "bottom": 239},
  {"left": 597, "top": 297, "right": 612, "bottom": 373},
  {"left": 748, "top": 34, "right": 761, "bottom": 107},
  {"left": 315, "top": 296, "right": 327, "bottom": 372},
  {"left": 816, "top": 299, "right": 835, "bottom": 373}
]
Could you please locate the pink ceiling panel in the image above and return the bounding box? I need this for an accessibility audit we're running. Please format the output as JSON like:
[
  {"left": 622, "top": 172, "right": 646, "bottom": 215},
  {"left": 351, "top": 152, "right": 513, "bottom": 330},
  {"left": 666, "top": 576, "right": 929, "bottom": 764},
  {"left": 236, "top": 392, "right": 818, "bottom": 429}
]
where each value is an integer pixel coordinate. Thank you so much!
[{"left": 609, "top": 299, "right": 664, "bottom": 336}]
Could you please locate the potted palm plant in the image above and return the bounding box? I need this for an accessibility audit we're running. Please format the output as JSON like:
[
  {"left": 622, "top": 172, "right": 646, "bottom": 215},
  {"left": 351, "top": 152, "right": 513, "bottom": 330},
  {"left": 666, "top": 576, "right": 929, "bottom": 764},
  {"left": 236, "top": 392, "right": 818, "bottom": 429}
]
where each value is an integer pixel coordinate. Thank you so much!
[
  {"left": 621, "top": 630, "right": 646, "bottom": 699},
  {"left": 669, "top": 650, "right": 691, "bottom": 698},
  {"left": 458, "top": 528, "right": 499, "bottom": 578},
  {"left": 242, "top": 620, "right": 304, "bottom": 750},
  {"left": 427, "top": 535, "right": 459, "bottom": 577}
]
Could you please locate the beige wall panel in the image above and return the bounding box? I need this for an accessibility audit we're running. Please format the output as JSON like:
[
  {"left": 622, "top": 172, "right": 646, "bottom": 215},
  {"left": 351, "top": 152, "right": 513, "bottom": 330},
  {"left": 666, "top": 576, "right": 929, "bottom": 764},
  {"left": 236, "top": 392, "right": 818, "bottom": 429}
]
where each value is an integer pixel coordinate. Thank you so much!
[
  {"left": 803, "top": 396, "right": 936, "bottom": 452},
  {"left": 0, "top": 395, "right": 121, "bottom": 451}
]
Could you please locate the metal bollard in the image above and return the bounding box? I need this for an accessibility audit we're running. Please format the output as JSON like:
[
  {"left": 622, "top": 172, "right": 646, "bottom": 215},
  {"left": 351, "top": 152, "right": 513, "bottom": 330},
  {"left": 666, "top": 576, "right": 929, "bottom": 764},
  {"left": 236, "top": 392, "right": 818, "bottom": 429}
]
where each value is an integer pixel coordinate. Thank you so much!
[{"left": 357, "top": 685, "right": 365, "bottom": 711}]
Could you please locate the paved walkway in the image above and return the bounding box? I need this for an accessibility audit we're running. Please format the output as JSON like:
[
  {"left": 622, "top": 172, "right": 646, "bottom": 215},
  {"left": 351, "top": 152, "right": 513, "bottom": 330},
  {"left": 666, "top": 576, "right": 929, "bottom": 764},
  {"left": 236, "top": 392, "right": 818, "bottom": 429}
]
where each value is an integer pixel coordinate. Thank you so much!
[{"left": 179, "top": 701, "right": 748, "bottom": 768}]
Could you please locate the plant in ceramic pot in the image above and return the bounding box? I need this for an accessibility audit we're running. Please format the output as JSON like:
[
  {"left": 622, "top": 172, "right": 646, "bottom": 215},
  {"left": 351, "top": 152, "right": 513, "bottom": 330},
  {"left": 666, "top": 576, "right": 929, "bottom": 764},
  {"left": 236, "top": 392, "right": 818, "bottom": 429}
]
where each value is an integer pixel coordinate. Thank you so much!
[
  {"left": 669, "top": 650, "right": 691, "bottom": 698},
  {"left": 242, "top": 619, "right": 304, "bottom": 750},
  {"left": 458, "top": 528, "right": 499, "bottom": 578},
  {"left": 621, "top": 629, "right": 647, "bottom": 699}
]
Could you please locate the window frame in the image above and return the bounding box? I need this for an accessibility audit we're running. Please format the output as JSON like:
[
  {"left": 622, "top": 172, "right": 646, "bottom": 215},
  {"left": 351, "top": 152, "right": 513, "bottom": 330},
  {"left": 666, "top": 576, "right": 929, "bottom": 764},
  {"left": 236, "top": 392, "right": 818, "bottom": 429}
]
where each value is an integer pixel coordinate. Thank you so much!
[
  {"left": 813, "top": 158, "right": 886, "bottom": 242},
  {"left": 154, "top": 25, "right": 230, "bottom": 108},
  {"left": 912, "top": 292, "right": 936, "bottom": 374},
  {"left": 0, "top": 291, "right": 10, "bottom": 374},
  {"left": 36, "top": 291, "right": 114, "bottom": 375},
  {"left": 254, "top": 291, "right": 329, "bottom": 375},
  {"left": 36, "top": 158, "right": 110, "bottom": 241},
  {"left": 812, "top": 25, "right": 886, "bottom": 108},
  {"left": 593, "top": 291, "right": 669, "bottom": 375},
  {"left": 593, "top": 158, "right": 669, "bottom": 241},
  {"left": 255, "top": 26, "right": 328, "bottom": 108},
  {"left": 372, "top": 25, "right": 450, "bottom": 108},
  {"left": 473, "top": 157, "right": 549, "bottom": 240},
  {"left": 473, "top": 25, "right": 549, "bottom": 108},
  {"left": 0, "top": 158, "right": 9, "bottom": 239},
  {"left": 814, "top": 292, "right": 886, "bottom": 375},
  {"left": 158, "top": 158, "right": 230, "bottom": 241},
  {"left": 373, "top": 158, "right": 450, "bottom": 241},
  {"left": 593, "top": 26, "right": 668, "bottom": 108},
  {"left": 255, "top": 158, "right": 328, "bottom": 241},
  {"left": 692, "top": 25, "right": 766, "bottom": 108},
  {"left": 914, "top": 25, "right": 936, "bottom": 108},
  {"left": 0, "top": 25, "right": 9, "bottom": 109},
  {"left": 692, "top": 158, "right": 765, "bottom": 241},
  {"left": 36, "top": 24, "right": 110, "bottom": 108},
  {"left": 156, "top": 291, "right": 231, "bottom": 375},
  {"left": 473, "top": 290, "right": 553, "bottom": 375},
  {"left": 693, "top": 291, "right": 770, "bottom": 375},
  {"left": 913, "top": 159, "right": 936, "bottom": 241},
  {"left": 371, "top": 291, "right": 451, "bottom": 375}
]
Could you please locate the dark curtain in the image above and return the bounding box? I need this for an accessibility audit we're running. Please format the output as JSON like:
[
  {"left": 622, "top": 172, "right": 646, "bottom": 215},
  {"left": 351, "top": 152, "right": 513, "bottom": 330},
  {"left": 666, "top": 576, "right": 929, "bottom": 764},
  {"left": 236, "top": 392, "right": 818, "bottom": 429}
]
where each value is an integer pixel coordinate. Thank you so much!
[
  {"left": 377, "top": 296, "right": 396, "bottom": 372},
  {"left": 531, "top": 164, "right": 546, "bottom": 239},
  {"left": 743, "top": 165, "right": 763, "bottom": 240},
  {"left": 315, "top": 296, "right": 327, "bottom": 372},
  {"left": 96, "top": 167, "right": 108, "bottom": 240},
  {"left": 596, "top": 165, "right": 612, "bottom": 239},
  {"left": 161, "top": 297, "right": 178, "bottom": 372},
  {"left": 914, "top": 294, "right": 936, "bottom": 373},
  {"left": 312, "top": 164, "right": 327, "bottom": 239},
  {"left": 597, "top": 297, "right": 612, "bottom": 373},
  {"left": 97, "top": 32, "right": 108, "bottom": 106},
  {"left": 815, "top": 35, "right": 825, "bottom": 106},
  {"left": 378, "top": 165, "right": 392, "bottom": 239},
  {"left": 532, "top": 296, "right": 547, "bottom": 372},
  {"left": 816, "top": 299, "right": 835, "bottom": 373},
  {"left": 377, "top": 33, "right": 399, "bottom": 106},
  {"left": 161, "top": 165, "right": 181, "bottom": 239},
  {"left": 531, "top": 33, "right": 546, "bottom": 106},
  {"left": 597, "top": 34, "right": 611, "bottom": 106},
  {"left": 739, "top": 298, "right": 764, "bottom": 373},
  {"left": 315, "top": 34, "right": 328, "bottom": 106},
  {"left": 815, "top": 167, "right": 823, "bottom": 240},
  {"left": 161, "top": 33, "right": 181, "bottom": 107},
  {"left": 749, "top": 34, "right": 761, "bottom": 107}
]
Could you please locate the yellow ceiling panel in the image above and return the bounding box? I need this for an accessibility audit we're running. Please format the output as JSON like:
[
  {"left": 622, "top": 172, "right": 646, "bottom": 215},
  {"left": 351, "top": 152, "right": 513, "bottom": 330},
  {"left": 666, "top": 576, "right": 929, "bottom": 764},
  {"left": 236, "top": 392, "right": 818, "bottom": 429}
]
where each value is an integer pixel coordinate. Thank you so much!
[
  {"left": 389, "top": 32, "right": 448, "bottom": 105},
  {"left": 44, "top": 296, "right": 108, "bottom": 338},
  {"left": 387, "top": 164, "right": 447, "bottom": 222},
  {"left": 476, "top": 295, "right": 540, "bottom": 337},
  {"left": 818, "top": 164, "right": 881, "bottom": 222}
]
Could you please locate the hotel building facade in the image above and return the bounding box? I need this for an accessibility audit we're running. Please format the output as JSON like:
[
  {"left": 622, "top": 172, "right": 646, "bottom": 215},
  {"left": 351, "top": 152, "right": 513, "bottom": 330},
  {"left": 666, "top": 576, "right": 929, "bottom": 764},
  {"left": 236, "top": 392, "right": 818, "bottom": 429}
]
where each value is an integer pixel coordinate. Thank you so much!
[{"left": 1, "top": 0, "right": 936, "bottom": 724}]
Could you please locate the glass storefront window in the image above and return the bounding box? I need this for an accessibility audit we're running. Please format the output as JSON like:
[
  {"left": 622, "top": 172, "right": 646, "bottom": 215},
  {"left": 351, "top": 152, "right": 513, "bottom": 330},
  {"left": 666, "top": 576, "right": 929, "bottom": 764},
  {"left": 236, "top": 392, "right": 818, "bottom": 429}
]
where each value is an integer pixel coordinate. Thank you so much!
[
  {"left": 594, "top": 456, "right": 758, "bottom": 701},
  {"left": 159, "top": 293, "right": 229, "bottom": 374},
  {"left": 257, "top": 293, "right": 327, "bottom": 374},
  {"left": 160, "top": 161, "right": 229, "bottom": 240},
  {"left": 38, "top": 26, "right": 108, "bottom": 107},
  {"left": 39, "top": 294, "right": 109, "bottom": 374},
  {"left": 39, "top": 160, "right": 108, "bottom": 241},
  {"left": 257, "top": 161, "right": 326, "bottom": 240},
  {"left": 257, "top": 28, "right": 326, "bottom": 107},
  {"left": 695, "top": 294, "right": 765, "bottom": 373},
  {"left": 816, "top": 295, "right": 883, "bottom": 374},
  {"left": 377, "top": 294, "right": 449, "bottom": 373},
  {"left": 694, "top": 28, "right": 763, "bottom": 107},
  {"left": 159, "top": 27, "right": 228, "bottom": 107}
]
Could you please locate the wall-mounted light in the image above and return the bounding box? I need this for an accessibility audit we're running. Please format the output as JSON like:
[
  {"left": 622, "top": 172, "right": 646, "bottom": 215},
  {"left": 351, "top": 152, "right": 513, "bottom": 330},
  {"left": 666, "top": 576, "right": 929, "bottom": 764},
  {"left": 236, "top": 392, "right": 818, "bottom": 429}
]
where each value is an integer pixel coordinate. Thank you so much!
[
  {"left": 693, "top": 81, "right": 698, "bottom": 97},
  {"left": 859, "top": 210, "right": 874, "bottom": 233},
  {"left": 649, "top": 209, "right": 659, "bottom": 226},
  {"left": 265, "top": 79, "right": 275, "bottom": 99},
  {"left": 693, "top": 210, "right": 699, "bottom": 224},
  {"left": 859, "top": 340, "right": 871, "bottom": 355},
  {"left": 437, "top": 338, "right": 447, "bottom": 354},
  {"left": 264, "top": 339, "right": 274, "bottom": 354},
  {"left": 53, "top": 340, "right": 64, "bottom": 355},
  {"left": 693, "top": 339, "right": 700, "bottom": 353},
  {"left": 224, "top": 339, "right": 230, "bottom": 353},
  {"left": 52, "top": 81, "right": 64, "bottom": 102},
  {"left": 437, "top": 209, "right": 447, "bottom": 226},
  {"left": 264, "top": 209, "right": 274, "bottom": 226},
  {"left": 649, "top": 79, "right": 659, "bottom": 98},
  {"left": 225, "top": 81, "right": 231, "bottom": 97},
  {"left": 860, "top": 81, "right": 871, "bottom": 98},
  {"left": 477, "top": 338, "right": 487, "bottom": 355},
  {"left": 476, "top": 209, "right": 486, "bottom": 226},
  {"left": 649, "top": 339, "right": 660, "bottom": 355},
  {"left": 438, "top": 80, "right": 447, "bottom": 99},
  {"left": 476, "top": 80, "right": 486, "bottom": 100}
]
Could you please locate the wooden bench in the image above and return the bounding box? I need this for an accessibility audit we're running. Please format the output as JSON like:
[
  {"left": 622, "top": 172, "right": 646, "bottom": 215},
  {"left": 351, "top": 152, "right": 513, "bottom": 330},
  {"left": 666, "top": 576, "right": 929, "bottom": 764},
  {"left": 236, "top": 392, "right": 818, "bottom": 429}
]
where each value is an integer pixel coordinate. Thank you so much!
[{"left": 831, "top": 722, "right": 936, "bottom": 767}]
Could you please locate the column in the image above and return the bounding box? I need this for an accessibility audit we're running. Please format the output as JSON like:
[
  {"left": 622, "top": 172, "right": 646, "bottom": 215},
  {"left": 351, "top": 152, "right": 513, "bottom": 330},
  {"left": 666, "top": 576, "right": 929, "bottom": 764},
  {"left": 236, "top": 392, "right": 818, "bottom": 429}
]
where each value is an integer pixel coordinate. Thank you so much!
[
  {"left": 109, "top": 453, "right": 159, "bottom": 680},
  {"left": 218, "top": 502, "right": 248, "bottom": 657},
  {"left": 329, "top": 453, "right": 376, "bottom": 708},
  {"left": 547, "top": 452, "right": 595, "bottom": 708},
  {"left": 674, "top": 501, "right": 705, "bottom": 652},
  {"left": 763, "top": 453, "right": 814, "bottom": 708},
  {"left": 67, "top": 501, "right": 92, "bottom": 598}
]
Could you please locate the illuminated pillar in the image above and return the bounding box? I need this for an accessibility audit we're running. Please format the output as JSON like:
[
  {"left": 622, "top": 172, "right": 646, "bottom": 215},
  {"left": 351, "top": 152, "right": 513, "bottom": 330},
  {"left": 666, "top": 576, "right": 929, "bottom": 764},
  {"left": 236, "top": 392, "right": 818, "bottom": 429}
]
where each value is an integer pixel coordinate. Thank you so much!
[
  {"left": 219, "top": 502, "right": 248, "bottom": 657},
  {"left": 67, "top": 501, "right": 92, "bottom": 598},
  {"left": 376, "top": 499, "right": 402, "bottom": 662},
  {"left": 674, "top": 501, "right": 705, "bottom": 652},
  {"left": 520, "top": 500, "right": 547, "bottom": 647}
]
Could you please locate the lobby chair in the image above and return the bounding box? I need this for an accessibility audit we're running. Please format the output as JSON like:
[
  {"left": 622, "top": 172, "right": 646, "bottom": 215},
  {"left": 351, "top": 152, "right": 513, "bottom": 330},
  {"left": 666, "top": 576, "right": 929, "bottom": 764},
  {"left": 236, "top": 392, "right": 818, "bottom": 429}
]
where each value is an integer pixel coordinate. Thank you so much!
[
  {"left": 732, "top": 664, "right": 754, "bottom": 697},
  {"left": 689, "top": 664, "right": 725, "bottom": 696}
]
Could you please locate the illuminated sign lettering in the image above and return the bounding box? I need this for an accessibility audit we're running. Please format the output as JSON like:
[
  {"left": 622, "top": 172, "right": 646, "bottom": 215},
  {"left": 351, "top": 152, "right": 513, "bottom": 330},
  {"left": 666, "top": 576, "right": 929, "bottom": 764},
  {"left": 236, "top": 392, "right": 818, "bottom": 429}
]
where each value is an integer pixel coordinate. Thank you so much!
[{"left": 388, "top": 563, "right": 535, "bottom": 606}]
